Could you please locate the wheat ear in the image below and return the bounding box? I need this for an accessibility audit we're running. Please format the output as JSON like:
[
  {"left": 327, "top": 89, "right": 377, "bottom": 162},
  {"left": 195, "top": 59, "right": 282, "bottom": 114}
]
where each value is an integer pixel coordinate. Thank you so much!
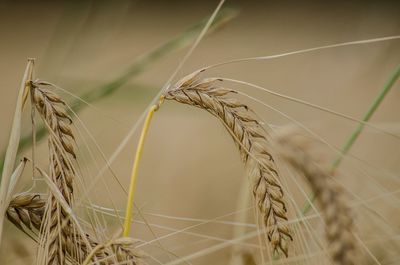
[
  {"left": 274, "top": 131, "right": 356, "bottom": 265},
  {"left": 164, "top": 70, "right": 292, "bottom": 256},
  {"left": 31, "top": 82, "right": 79, "bottom": 264},
  {"left": 31, "top": 83, "right": 142, "bottom": 264},
  {"left": 6, "top": 193, "right": 142, "bottom": 264}
]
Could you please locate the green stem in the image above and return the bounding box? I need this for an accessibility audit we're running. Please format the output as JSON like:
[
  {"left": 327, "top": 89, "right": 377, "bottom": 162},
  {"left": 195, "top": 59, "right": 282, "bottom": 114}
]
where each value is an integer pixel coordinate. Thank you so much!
[{"left": 302, "top": 64, "right": 400, "bottom": 214}]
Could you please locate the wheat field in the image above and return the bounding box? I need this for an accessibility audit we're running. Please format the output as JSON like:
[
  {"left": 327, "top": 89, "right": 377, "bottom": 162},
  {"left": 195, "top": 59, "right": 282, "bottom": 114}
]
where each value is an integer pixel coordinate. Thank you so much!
[{"left": 0, "top": 1, "right": 399, "bottom": 264}]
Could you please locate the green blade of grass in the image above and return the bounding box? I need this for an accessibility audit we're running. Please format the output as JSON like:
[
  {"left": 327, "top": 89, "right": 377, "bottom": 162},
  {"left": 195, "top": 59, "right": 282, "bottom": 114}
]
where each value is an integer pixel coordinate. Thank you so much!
[
  {"left": 302, "top": 63, "right": 400, "bottom": 214},
  {"left": 0, "top": 8, "right": 238, "bottom": 175},
  {"left": 74, "top": 8, "right": 238, "bottom": 111}
]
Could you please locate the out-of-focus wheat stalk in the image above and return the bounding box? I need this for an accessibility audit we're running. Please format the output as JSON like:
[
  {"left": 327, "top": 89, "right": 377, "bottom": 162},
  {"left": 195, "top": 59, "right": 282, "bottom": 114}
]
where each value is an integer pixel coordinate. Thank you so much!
[
  {"left": 302, "top": 63, "right": 400, "bottom": 214},
  {"left": 275, "top": 130, "right": 357, "bottom": 265}
]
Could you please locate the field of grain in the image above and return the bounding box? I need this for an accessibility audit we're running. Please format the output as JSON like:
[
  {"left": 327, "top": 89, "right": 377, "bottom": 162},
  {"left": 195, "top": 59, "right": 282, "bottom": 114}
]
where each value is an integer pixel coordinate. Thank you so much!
[{"left": 0, "top": 1, "right": 399, "bottom": 264}]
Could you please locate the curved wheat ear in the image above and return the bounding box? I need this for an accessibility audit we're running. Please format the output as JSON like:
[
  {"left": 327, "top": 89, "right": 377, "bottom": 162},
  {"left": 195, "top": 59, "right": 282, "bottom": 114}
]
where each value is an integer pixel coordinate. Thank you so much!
[
  {"left": 164, "top": 70, "right": 292, "bottom": 256},
  {"left": 7, "top": 192, "right": 143, "bottom": 264},
  {"left": 274, "top": 131, "right": 356, "bottom": 265}
]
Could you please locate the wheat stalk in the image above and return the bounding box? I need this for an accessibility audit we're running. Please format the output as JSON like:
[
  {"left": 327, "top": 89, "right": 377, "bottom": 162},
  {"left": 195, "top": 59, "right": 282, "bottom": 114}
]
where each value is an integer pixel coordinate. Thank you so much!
[
  {"left": 30, "top": 83, "right": 143, "bottom": 264},
  {"left": 164, "top": 70, "right": 292, "bottom": 257},
  {"left": 0, "top": 59, "right": 35, "bottom": 245},
  {"left": 274, "top": 130, "right": 357, "bottom": 265}
]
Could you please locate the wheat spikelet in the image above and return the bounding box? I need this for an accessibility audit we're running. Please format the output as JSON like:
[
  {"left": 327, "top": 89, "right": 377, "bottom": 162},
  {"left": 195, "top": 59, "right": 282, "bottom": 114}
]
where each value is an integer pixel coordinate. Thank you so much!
[
  {"left": 164, "top": 70, "right": 292, "bottom": 256},
  {"left": 274, "top": 130, "right": 357, "bottom": 265},
  {"left": 6, "top": 193, "right": 45, "bottom": 232},
  {"left": 7, "top": 192, "right": 142, "bottom": 264},
  {"left": 80, "top": 237, "right": 144, "bottom": 265},
  {"left": 66, "top": 230, "right": 144, "bottom": 265}
]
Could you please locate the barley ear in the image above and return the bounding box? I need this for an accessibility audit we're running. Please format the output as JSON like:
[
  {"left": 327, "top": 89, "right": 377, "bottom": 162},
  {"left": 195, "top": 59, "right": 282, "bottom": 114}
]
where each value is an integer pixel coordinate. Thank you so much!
[
  {"left": 165, "top": 71, "right": 292, "bottom": 257},
  {"left": 30, "top": 82, "right": 80, "bottom": 265}
]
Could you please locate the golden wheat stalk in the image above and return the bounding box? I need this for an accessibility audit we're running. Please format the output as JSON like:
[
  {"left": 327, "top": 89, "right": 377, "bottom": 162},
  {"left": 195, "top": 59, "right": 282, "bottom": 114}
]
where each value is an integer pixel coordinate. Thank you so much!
[
  {"left": 164, "top": 70, "right": 292, "bottom": 257},
  {"left": 29, "top": 82, "right": 143, "bottom": 264},
  {"left": 274, "top": 130, "right": 357, "bottom": 265}
]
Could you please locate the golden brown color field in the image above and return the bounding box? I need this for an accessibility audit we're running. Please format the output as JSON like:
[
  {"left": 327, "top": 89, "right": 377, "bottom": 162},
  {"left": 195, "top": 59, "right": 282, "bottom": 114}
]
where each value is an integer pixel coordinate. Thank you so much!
[{"left": 0, "top": 1, "right": 399, "bottom": 264}]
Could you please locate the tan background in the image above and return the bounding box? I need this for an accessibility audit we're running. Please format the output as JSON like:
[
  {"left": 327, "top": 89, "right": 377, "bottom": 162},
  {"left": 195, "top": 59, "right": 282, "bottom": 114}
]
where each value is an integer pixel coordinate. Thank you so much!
[{"left": 0, "top": 0, "right": 399, "bottom": 264}]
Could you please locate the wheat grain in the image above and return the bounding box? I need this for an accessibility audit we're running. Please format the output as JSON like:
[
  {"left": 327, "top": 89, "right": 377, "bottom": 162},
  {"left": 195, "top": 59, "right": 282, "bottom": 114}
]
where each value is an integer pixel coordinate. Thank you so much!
[
  {"left": 164, "top": 70, "right": 292, "bottom": 257},
  {"left": 31, "top": 83, "right": 75, "bottom": 200},
  {"left": 6, "top": 193, "right": 45, "bottom": 232},
  {"left": 67, "top": 230, "right": 144, "bottom": 265},
  {"left": 274, "top": 130, "right": 356, "bottom": 265},
  {"left": 7, "top": 192, "right": 142, "bottom": 264}
]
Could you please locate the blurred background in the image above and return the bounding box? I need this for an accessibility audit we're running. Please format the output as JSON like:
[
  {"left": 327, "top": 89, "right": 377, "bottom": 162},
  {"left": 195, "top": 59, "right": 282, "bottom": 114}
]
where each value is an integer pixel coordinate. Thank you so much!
[{"left": 0, "top": 0, "right": 399, "bottom": 264}]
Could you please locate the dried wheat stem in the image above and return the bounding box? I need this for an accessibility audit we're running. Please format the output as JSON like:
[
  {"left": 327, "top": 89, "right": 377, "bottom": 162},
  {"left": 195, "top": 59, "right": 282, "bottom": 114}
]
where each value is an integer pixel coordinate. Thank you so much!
[
  {"left": 274, "top": 131, "right": 356, "bottom": 265},
  {"left": 164, "top": 70, "right": 292, "bottom": 257},
  {"left": 0, "top": 59, "right": 34, "bottom": 245}
]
